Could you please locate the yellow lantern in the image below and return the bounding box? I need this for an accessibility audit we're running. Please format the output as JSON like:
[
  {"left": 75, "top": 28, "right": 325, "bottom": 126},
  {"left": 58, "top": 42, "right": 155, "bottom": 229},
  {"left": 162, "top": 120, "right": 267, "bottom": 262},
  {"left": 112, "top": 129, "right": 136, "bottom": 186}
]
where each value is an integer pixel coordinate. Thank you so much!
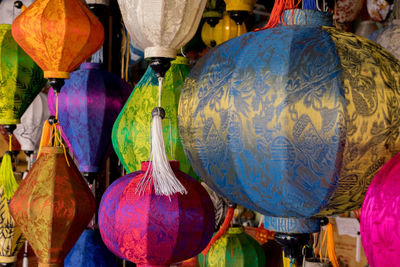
[
  {"left": 201, "top": 13, "right": 247, "bottom": 48},
  {"left": 225, "top": 0, "right": 256, "bottom": 12}
]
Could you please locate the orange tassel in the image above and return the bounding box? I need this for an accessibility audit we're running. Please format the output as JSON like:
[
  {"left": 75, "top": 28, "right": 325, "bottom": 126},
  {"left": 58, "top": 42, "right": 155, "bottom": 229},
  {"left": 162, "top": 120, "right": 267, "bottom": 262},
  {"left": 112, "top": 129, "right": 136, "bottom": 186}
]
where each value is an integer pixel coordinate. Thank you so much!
[
  {"left": 37, "top": 120, "right": 51, "bottom": 158},
  {"left": 326, "top": 223, "right": 339, "bottom": 267},
  {"left": 202, "top": 206, "right": 235, "bottom": 256}
]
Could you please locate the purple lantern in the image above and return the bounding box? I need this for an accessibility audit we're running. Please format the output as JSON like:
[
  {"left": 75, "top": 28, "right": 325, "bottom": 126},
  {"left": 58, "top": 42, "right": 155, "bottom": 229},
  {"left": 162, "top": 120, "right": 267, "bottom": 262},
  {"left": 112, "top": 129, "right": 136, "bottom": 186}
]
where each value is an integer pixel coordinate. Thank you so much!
[
  {"left": 361, "top": 152, "right": 400, "bottom": 266},
  {"left": 48, "top": 63, "right": 132, "bottom": 177}
]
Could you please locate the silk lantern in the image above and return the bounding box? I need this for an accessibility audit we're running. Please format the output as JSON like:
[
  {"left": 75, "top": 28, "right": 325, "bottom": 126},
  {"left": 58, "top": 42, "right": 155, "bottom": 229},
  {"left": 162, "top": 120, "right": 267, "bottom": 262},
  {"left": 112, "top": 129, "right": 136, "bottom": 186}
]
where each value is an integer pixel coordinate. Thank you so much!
[
  {"left": 201, "top": 13, "right": 247, "bottom": 48},
  {"left": 112, "top": 57, "right": 195, "bottom": 176},
  {"left": 117, "top": 0, "right": 207, "bottom": 59},
  {"left": 360, "top": 152, "right": 400, "bottom": 267},
  {"left": 0, "top": 24, "right": 45, "bottom": 126},
  {"left": 367, "top": 0, "right": 392, "bottom": 22},
  {"left": 224, "top": 0, "right": 256, "bottom": 25},
  {"left": 0, "top": 153, "right": 24, "bottom": 266},
  {"left": 14, "top": 92, "right": 49, "bottom": 152},
  {"left": 65, "top": 229, "right": 117, "bottom": 267},
  {"left": 10, "top": 146, "right": 96, "bottom": 267},
  {"left": 179, "top": 8, "right": 400, "bottom": 234},
  {"left": 98, "top": 161, "right": 215, "bottom": 266},
  {"left": 11, "top": 0, "right": 104, "bottom": 92},
  {"left": 334, "top": 0, "right": 365, "bottom": 23},
  {"left": 198, "top": 227, "right": 265, "bottom": 267},
  {"left": 48, "top": 63, "right": 131, "bottom": 177}
]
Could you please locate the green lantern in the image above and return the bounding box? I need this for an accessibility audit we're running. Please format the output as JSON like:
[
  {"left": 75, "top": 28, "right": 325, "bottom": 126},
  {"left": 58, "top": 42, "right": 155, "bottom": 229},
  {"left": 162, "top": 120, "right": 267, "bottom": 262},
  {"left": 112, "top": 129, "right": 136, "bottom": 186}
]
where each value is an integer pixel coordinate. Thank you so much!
[
  {"left": 198, "top": 227, "right": 266, "bottom": 267},
  {"left": 112, "top": 56, "right": 196, "bottom": 177},
  {"left": 0, "top": 24, "right": 45, "bottom": 125}
]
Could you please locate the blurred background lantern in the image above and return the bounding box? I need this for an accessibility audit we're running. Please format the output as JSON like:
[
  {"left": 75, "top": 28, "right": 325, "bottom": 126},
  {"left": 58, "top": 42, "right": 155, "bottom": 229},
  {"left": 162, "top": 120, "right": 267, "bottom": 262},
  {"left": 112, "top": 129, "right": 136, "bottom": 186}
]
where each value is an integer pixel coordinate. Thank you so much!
[
  {"left": 179, "top": 6, "right": 400, "bottom": 239},
  {"left": 11, "top": 0, "right": 104, "bottom": 92},
  {"left": 333, "top": 0, "right": 364, "bottom": 31},
  {"left": 0, "top": 24, "right": 45, "bottom": 137},
  {"left": 224, "top": 0, "right": 256, "bottom": 25},
  {"left": 48, "top": 62, "right": 131, "bottom": 183},
  {"left": 361, "top": 152, "right": 400, "bottom": 267},
  {"left": 367, "top": 0, "right": 392, "bottom": 22},
  {"left": 10, "top": 146, "right": 96, "bottom": 267},
  {"left": 198, "top": 227, "right": 265, "bottom": 267},
  {"left": 201, "top": 13, "right": 247, "bottom": 48},
  {"left": 65, "top": 229, "right": 117, "bottom": 267},
  {"left": 202, "top": 0, "right": 225, "bottom": 27},
  {"left": 14, "top": 92, "right": 49, "bottom": 154},
  {"left": 98, "top": 161, "right": 215, "bottom": 266},
  {"left": 112, "top": 57, "right": 195, "bottom": 177},
  {"left": 355, "top": 20, "right": 379, "bottom": 37},
  {"left": 369, "top": 1, "right": 400, "bottom": 60}
]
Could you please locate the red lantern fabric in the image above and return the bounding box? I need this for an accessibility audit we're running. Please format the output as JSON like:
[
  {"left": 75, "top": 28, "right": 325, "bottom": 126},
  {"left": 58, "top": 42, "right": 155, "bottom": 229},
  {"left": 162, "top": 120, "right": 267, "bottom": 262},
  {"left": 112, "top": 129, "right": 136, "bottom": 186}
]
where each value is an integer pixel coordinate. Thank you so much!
[
  {"left": 98, "top": 161, "right": 215, "bottom": 267},
  {"left": 11, "top": 0, "right": 104, "bottom": 79},
  {"left": 10, "top": 146, "right": 95, "bottom": 267}
]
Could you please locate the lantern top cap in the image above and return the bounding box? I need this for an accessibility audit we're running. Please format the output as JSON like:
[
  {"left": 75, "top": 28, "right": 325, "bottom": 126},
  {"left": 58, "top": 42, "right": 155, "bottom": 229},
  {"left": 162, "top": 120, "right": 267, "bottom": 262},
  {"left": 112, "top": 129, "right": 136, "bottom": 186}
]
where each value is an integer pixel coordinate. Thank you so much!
[
  {"left": 0, "top": 24, "right": 11, "bottom": 30},
  {"left": 80, "top": 62, "right": 102, "bottom": 70},
  {"left": 281, "top": 9, "right": 333, "bottom": 27},
  {"left": 141, "top": 161, "right": 180, "bottom": 172},
  {"left": 227, "top": 226, "right": 244, "bottom": 234}
]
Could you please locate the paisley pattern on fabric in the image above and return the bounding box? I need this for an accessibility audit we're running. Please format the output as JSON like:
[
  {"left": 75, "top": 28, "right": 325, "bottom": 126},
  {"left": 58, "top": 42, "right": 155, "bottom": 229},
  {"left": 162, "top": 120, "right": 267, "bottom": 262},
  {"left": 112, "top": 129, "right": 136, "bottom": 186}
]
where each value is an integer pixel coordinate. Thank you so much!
[
  {"left": 9, "top": 147, "right": 96, "bottom": 265},
  {"left": 112, "top": 57, "right": 197, "bottom": 178},
  {"left": 48, "top": 63, "right": 132, "bottom": 173},
  {"left": 178, "top": 10, "right": 400, "bottom": 231},
  {"left": 0, "top": 187, "right": 24, "bottom": 264},
  {"left": 319, "top": 27, "right": 400, "bottom": 216},
  {"left": 198, "top": 227, "right": 265, "bottom": 267},
  {"left": 0, "top": 24, "right": 45, "bottom": 125},
  {"left": 65, "top": 229, "right": 118, "bottom": 267},
  {"left": 179, "top": 25, "right": 346, "bottom": 219},
  {"left": 98, "top": 161, "right": 215, "bottom": 266},
  {"left": 11, "top": 0, "right": 104, "bottom": 78},
  {"left": 361, "top": 152, "right": 400, "bottom": 267}
]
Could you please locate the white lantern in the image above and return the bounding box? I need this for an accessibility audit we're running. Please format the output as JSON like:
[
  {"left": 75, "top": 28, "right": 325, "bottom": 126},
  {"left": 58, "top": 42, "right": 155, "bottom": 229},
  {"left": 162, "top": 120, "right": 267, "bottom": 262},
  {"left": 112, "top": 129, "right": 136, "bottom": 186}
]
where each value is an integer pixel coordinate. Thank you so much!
[
  {"left": 117, "top": 0, "right": 207, "bottom": 59},
  {"left": 14, "top": 92, "right": 49, "bottom": 152},
  {"left": 372, "top": 20, "right": 400, "bottom": 60}
]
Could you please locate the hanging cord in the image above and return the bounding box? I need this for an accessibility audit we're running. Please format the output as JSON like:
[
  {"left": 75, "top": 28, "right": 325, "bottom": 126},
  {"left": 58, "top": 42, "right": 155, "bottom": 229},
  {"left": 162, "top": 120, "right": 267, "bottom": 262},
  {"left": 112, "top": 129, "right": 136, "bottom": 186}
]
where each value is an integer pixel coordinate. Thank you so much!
[
  {"left": 8, "top": 135, "right": 12, "bottom": 152},
  {"left": 136, "top": 77, "right": 187, "bottom": 196}
]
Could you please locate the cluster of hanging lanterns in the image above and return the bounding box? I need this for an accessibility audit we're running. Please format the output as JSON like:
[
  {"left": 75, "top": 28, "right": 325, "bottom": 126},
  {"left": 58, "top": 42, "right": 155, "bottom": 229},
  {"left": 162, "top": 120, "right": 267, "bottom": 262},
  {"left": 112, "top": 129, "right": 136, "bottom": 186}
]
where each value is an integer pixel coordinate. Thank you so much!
[{"left": 1, "top": 0, "right": 400, "bottom": 266}]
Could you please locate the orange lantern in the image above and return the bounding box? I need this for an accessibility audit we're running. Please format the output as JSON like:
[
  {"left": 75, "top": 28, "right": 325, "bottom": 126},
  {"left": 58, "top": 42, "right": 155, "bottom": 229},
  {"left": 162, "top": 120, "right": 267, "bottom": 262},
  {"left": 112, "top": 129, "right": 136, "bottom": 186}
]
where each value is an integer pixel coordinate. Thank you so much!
[
  {"left": 11, "top": 0, "right": 104, "bottom": 91},
  {"left": 9, "top": 147, "right": 96, "bottom": 267}
]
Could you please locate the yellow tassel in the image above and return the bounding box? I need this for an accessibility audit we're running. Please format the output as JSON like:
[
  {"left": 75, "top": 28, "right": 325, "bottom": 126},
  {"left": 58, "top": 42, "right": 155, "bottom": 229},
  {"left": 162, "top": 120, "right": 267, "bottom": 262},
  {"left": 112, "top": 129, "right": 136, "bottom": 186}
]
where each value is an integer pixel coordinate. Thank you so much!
[
  {"left": 0, "top": 153, "right": 19, "bottom": 200},
  {"left": 37, "top": 120, "right": 52, "bottom": 158},
  {"left": 326, "top": 223, "right": 339, "bottom": 267}
]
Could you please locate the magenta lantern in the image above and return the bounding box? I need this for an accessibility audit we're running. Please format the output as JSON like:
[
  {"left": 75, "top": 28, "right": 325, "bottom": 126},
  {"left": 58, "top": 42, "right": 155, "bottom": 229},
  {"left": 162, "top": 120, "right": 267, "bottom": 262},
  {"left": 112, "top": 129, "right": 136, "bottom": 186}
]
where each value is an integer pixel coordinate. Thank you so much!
[
  {"left": 361, "top": 152, "right": 400, "bottom": 267},
  {"left": 98, "top": 161, "right": 215, "bottom": 267}
]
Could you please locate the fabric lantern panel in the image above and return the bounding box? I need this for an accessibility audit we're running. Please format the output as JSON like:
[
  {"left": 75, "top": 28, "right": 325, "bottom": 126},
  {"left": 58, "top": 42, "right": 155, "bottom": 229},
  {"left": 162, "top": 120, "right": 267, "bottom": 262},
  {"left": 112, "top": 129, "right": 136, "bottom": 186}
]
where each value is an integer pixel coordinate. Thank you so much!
[
  {"left": 14, "top": 92, "right": 49, "bottom": 152},
  {"left": 48, "top": 63, "right": 132, "bottom": 173},
  {"left": 0, "top": 24, "right": 45, "bottom": 125},
  {"left": 98, "top": 161, "right": 215, "bottom": 266},
  {"left": 11, "top": 0, "right": 104, "bottom": 79},
  {"left": 360, "top": 152, "right": 400, "bottom": 267},
  {"left": 112, "top": 57, "right": 195, "bottom": 177},
  {"left": 178, "top": 9, "right": 400, "bottom": 233},
  {"left": 65, "top": 229, "right": 117, "bottom": 267},
  {"left": 198, "top": 227, "right": 265, "bottom": 267},
  {"left": 117, "top": 0, "right": 207, "bottom": 58},
  {"left": 10, "top": 147, "right": 96, "bottom": 267}
]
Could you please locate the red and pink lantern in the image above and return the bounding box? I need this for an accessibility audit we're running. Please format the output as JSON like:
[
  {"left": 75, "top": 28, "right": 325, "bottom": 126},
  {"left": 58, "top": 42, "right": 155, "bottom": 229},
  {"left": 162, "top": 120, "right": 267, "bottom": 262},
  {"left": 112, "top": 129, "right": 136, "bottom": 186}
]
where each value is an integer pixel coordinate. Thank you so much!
[{"left": 98, "top": 161, "right": 215, "bottom": 266}]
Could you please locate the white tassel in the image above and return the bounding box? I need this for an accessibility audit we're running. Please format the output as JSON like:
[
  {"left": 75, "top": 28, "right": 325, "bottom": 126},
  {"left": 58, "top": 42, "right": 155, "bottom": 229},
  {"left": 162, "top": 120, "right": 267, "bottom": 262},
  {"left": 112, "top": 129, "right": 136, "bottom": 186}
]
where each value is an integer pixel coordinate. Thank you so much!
[
  {"left": 136, "top": 78, "right": 187, "bottom": 197},
  {"left": 22, "top": 241, "right": 28, "bottom": 267}
]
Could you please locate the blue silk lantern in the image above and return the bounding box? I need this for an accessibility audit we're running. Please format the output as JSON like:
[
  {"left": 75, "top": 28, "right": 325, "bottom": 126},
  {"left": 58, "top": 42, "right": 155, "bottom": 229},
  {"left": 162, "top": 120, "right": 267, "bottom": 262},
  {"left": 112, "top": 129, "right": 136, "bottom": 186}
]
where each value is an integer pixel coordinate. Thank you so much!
[
  {"left": 65, "top": 229, "right": 117, "bottom": 267},
  {"left": 48, "top": 63, "right": 132, "bottom": 176},
  {"left": 179, "top": 9, "right": 400, "bottom": 233}
]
